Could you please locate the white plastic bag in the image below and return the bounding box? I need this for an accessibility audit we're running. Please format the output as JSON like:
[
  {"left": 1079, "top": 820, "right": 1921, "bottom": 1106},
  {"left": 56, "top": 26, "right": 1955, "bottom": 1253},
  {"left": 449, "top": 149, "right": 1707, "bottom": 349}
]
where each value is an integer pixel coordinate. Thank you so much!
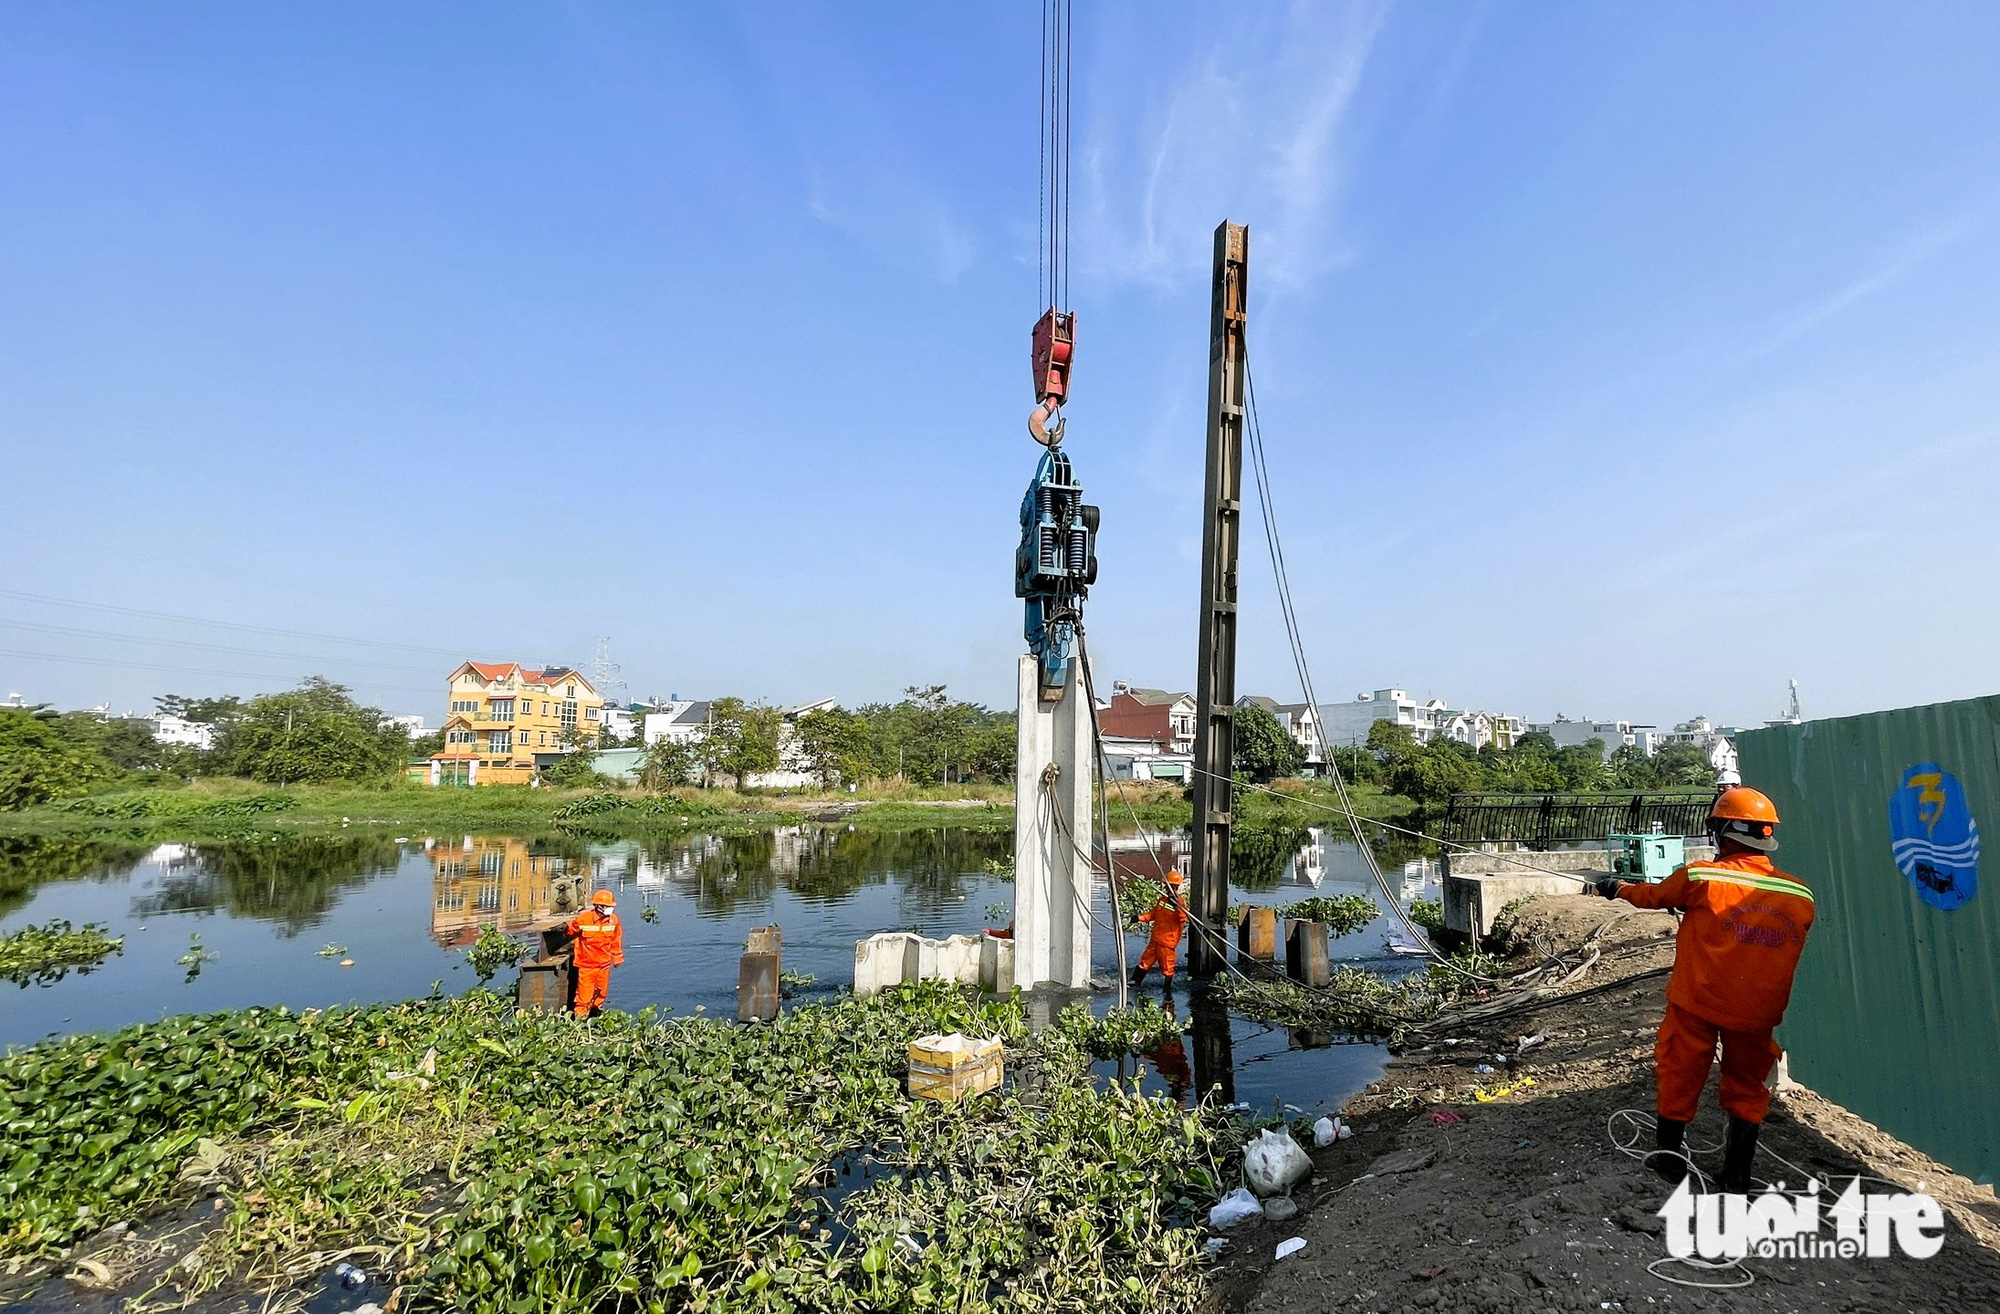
[
  {"left": 1312, "top": 1116, "right": 1336, "bottom": 1147},
  {"left": 1243, "top": 1128, "right": 1313, "bottom": 1197},
  {"left": 1207, "top": 1187, "right": 1262, "bottom": 1229},
  {"left": 1275, "top": 1237, "right": 1307, "bottom": 1260}
]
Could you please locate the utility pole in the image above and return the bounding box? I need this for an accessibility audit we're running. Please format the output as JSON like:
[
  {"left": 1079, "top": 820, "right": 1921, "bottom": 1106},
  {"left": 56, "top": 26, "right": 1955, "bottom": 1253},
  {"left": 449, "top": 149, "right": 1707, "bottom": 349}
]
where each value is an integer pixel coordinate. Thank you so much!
[{"left": 1189, "top": 221, "right": 1248, "bottom": 979}]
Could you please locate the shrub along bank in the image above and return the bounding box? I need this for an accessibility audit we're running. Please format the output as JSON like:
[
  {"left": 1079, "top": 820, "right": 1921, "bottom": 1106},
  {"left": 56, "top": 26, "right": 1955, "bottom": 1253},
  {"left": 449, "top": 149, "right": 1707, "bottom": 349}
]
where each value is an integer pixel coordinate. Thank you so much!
[{"left": 1, "top": 985, "right": 1226, "bottom": 1312}]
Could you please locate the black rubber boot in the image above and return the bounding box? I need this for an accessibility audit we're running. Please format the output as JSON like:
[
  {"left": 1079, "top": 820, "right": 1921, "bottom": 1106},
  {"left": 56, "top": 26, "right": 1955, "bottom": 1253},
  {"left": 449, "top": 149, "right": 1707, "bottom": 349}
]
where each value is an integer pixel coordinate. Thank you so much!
[
  {"left": 1646, "top": 1117, "right": 1690, "bottom": 1185},
  {"left": 1720, "top": 1116, "right": 1761, "bottom": 1192},
  {"left": 1130, "top": 965, "right": 1147, "bottom": 989}
]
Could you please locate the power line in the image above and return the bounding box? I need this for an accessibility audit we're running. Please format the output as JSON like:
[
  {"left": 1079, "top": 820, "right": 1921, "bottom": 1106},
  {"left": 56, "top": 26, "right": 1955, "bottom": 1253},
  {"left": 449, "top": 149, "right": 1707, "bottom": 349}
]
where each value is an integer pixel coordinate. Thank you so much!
[
  {"left": 0, "top": 588, "right": 479, "bottom": 659},
  {"left": 0, "top": 619, "right": 445, "bottom": 676},
  {"left": 0, "top": 647, "right": 438, "bottom": 699}
]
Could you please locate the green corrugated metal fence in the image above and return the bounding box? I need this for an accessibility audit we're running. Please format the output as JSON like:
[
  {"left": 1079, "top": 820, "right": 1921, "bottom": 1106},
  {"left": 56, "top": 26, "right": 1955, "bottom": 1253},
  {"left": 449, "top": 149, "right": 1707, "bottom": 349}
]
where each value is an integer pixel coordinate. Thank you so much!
[{"left": 1738, "top": 695, "right": 2000, "bottom": 1185}]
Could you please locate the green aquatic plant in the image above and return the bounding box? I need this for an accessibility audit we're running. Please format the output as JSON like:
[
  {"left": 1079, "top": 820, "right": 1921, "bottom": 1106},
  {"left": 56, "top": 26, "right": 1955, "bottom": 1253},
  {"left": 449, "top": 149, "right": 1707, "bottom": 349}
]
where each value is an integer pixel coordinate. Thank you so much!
[
  {"left": 465, "top": 924, "right": 528, "bottom": 984},
  {"left": 176, "top": 932, "right": 215, "bottom": 982},
  {"left": 1218, "top": 967, "right": 1443, "bottom": 1040},
  {"left": 0, "top": 986, "right": 1225, "bottom": 1313},
  {"left": 0, "top": 919, "right": 124, "bottom": 986},
  {"left": 1408, "top": 897, "right": 1445, "bottom": 938},
  {"left": 639, "top": 902, "right": 660, "bottom": 923},
  {"left": 1277, "top": 893, "right": 1380, "bottom": 937},
  {"left": 777, "top": 970, "right": 818, "bottom": 995},
  {"left": 316, "top": 943, "right": 347, "bottom": 958}
]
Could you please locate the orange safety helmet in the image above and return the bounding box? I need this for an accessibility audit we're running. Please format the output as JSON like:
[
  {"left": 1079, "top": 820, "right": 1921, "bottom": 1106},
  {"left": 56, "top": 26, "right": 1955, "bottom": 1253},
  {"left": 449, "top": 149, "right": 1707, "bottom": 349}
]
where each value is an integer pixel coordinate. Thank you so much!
[
  {"left": 1709, "top": 786, "right": 1779, "bottom": 852},
  {"left": 590, "top": 889, "right": 618, "bottom": 909},
  {"left": 1165, "top": 869, "right": 1185, "bottom": 887}
]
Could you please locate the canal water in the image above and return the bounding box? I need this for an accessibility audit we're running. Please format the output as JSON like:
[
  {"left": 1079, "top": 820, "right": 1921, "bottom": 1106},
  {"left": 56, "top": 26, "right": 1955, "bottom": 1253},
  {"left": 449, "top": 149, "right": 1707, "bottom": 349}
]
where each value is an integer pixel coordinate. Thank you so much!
[{"left": 0, "top": 825, "right": 1441, "bottom": 1117}]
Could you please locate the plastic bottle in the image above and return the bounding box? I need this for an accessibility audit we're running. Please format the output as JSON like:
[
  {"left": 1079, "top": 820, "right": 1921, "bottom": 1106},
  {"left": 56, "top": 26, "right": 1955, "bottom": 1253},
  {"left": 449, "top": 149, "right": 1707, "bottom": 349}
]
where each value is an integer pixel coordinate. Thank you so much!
[{"left": 334, "top": 1263, "right": 368, "bottom": 1290}]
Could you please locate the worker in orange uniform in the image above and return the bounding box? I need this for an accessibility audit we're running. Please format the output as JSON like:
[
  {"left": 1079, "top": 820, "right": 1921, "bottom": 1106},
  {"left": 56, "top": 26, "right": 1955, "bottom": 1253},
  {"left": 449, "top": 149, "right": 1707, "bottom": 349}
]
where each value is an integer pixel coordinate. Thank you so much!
[
  {"left": 1132, "top": 869, "right": 1188, "bottom": 988},
  {"left": 1595, "top": 786, "right": 1814, "bottom": 1191},
  {"left": 565, "top": 889, "right": 625, "bottom": 1019}
]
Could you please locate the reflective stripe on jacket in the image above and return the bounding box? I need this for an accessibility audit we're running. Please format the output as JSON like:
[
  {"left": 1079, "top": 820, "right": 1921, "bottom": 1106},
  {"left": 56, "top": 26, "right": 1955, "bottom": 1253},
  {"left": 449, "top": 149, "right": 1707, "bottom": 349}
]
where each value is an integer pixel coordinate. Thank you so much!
[
  {"left": 1618, "top": 852, "right": 1814, "bottom": 1032},
  {"left": 565, "top": 911, "right": 625, "bottom": 970}
]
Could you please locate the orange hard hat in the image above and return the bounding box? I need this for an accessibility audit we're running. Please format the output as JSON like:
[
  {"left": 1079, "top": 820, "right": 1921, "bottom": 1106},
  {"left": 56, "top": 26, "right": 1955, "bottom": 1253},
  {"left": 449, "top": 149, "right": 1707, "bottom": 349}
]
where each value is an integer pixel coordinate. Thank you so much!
[
  {"left": 1709, "top": 786, "right": 1779, "bottom": 852},
  {"left": 1165, "top": 869, "right": 1185, "bottom": 886},
  {"left": 1710, "top": 787, "right": 1779, "bottom": 825},
  {"left": 590, "top": 889, "right": 617, "bottom": 908}
]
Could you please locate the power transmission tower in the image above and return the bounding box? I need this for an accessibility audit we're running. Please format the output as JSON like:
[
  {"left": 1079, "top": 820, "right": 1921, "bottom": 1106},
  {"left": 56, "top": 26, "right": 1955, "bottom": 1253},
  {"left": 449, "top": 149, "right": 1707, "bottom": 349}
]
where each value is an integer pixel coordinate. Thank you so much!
[{"left": 592, "top": 638, "right": 627, "bottom": 704}]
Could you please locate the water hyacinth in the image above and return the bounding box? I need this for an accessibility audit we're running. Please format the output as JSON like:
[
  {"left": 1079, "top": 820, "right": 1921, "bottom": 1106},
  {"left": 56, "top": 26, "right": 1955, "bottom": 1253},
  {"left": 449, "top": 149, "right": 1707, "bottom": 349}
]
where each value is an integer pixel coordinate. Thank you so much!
[
  {"left": 0, "top": 919, "right": 123, "bottom": 987},
  {"left": 1, "top": 983, "right": 1230, "bottom": 1312}
]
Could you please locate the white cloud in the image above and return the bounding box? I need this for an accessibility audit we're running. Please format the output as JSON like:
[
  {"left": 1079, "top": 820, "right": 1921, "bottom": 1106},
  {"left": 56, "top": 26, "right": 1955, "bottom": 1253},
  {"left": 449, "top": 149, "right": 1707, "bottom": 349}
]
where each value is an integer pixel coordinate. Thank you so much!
[{"left": 1078, "top": 1, "right": 1387, "bottom": 295}]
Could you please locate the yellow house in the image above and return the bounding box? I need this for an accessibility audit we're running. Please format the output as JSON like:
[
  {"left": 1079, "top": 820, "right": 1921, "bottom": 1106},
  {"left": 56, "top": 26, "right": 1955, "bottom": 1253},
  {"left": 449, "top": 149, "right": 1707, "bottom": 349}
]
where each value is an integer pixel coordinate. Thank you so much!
[{"left": 424, "top": 661, "right": 606, "bottom": 786}]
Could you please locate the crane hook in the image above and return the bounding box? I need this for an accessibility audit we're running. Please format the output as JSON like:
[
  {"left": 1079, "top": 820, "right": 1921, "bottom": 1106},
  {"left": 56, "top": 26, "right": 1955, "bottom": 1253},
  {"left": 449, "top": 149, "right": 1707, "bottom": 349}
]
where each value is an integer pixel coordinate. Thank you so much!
[{"left": 1029, "top": 399, "right": 1065, "bottom": 448}]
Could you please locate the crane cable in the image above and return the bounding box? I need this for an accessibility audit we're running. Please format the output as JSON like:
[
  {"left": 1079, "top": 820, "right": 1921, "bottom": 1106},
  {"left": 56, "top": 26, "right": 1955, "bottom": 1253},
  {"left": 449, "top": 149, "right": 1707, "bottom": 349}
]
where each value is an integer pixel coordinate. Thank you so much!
[
  {"left": 1039, "top": 0, "right": 1072, "bottom": 319},
  {"left": 1238, "top": 353, "right": 1496, "bottom": 982}
]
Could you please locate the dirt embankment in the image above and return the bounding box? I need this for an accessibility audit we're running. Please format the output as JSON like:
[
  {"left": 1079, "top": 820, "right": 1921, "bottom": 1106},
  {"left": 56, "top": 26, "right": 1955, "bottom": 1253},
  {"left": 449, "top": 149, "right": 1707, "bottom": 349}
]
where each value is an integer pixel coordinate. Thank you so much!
[{"left": 1214, "top": 897, "right": 2000, "bottom": 1314}]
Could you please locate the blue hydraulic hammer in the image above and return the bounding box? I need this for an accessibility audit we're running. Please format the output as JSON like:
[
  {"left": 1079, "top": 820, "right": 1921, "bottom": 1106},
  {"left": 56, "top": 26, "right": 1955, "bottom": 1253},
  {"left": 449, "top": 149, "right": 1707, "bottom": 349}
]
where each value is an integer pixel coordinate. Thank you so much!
[{"left": 1014, "top": 445, "right": 1099, "bottom": 702}]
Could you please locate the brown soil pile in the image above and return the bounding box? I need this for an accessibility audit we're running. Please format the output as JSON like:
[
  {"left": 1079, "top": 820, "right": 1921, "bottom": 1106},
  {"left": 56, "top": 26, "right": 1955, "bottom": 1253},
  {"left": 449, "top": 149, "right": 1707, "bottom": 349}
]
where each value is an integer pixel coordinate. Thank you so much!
[{"left": 1214, "top": 896, "right": 2000, "bottom": 1313}]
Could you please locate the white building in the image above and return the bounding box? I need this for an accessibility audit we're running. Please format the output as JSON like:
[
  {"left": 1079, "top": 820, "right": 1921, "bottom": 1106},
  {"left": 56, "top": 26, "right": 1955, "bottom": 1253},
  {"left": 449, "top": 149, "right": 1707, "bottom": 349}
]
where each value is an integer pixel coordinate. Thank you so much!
[
  {"left": 1320, "top": 688, "right": 1526, "bottom": 750},
  {"left": 599, "top": 705, "right": 637, "bottom": 743},
  {"left": 1100, "top": 735, "right": 1192, "bottom": 783},
  {"left": 1659, "top": 716, "right": 1741, "bottom": 784},
  {"left": 1529, "top": 717, "right": 1660, "bottom": 761},
  {"left": 638, "top": 697, "right": 836, "bottom": 788},
  {"left": 384, "top": 715, "right": 428, "bottom": 740},
  {"left": 151, "top": 714, "right": 216, "bottom": 751},
  {"left": 641, "top": 701, "right": 705, "bottom": 746},
  {"left": 1237, "top": 696, "right": 1327, "bottom": 765}
]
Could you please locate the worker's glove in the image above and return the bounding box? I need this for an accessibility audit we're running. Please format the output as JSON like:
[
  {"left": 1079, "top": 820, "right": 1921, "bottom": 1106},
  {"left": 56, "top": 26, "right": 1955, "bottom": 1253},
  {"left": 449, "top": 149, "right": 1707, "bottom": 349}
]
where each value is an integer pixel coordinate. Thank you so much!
[{"left": 1593, "top": 878, "right": 1624, "bottom": 900}]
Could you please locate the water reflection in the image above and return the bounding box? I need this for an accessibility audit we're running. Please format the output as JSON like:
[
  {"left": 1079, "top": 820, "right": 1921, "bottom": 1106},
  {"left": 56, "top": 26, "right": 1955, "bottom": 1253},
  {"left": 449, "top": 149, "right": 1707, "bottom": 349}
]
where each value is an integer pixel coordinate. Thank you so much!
[
  {"left": 430, "top": 837, "right": 589, "bottom": 948},
  {"left": 131, "top": 836, "right": 403, "bottom": 935},
  {"left": 0, "top": 836, "right": 148, "bottom": 919}
]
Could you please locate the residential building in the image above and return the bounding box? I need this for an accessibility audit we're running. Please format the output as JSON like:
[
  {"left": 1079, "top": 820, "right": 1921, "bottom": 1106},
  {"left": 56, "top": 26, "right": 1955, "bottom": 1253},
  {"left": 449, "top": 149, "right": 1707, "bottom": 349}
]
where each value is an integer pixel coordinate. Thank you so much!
[
  {"left": 1100, "top": 734, "right": 1192, "bottom": 783},
  {"left": 642, "top": 700, "right": 707, "bottom": 746},
  {"left": 1529, "top": 716, "right": 1658, "bottom": 761},
  {"left": 385, "top": 715, "right": 428, "bottom": 740},
  {"left": 600, "top": 704, "right": 638, "bottom": 743},
  {"left": 1660, "top": 716, "right": 1742, "bottom": 784},
  {"left": 425, "top": 662, "right": 606, "bottom": 786},
  {"left": 1319, "top": 688, "right": 1524, "bottom": 750},
  {"left": 151, "top": 713, "right": 217, "bottom": 751},
  {"left": 1099, "top": 684, "right": 1196, "bottom": 754},
  {"left": 1237, "top": 695, "right": 1326, "bottom": 765}
]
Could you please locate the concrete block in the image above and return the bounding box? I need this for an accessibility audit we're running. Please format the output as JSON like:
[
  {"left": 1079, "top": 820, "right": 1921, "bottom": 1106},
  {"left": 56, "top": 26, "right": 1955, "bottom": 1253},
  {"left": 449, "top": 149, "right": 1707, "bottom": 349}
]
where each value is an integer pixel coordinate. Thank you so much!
[
  {"left": 853, "top": 931, "right": 922, "bottom": 999},
  {"left": 935, "top": 933, "right": 985, "bottom": 986},
  {"left": 1238, "top": 906, "right": 1278, "bottom": 961},
  {"left": 1443, "top": 872, "right": 1585, "bottom": 939},
  {"left": 738, "top": 951, "right": 780, "bottom": 1022},
  {"left": 979, "top": 933, "right": 1015, "bottom": 992},
  {"left": 745, "top": 924, "right": 782, "bottom": 957},
  {"left": 1285, "top": 920, "right": 1329, "bottom": 987}
]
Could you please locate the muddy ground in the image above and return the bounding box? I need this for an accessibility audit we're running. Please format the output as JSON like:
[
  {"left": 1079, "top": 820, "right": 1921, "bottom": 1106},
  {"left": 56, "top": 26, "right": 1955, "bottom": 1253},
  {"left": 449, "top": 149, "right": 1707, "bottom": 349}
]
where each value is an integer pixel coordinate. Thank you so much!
[{"left": 1214, "top": 896, "right": 2000, "bottom": 1313}]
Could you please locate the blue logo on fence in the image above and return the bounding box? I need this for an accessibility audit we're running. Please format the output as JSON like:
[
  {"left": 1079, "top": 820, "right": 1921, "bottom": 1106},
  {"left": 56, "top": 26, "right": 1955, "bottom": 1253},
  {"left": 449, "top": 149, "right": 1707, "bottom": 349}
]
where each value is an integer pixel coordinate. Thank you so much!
[{"left": 1887, "top": 764, "right": 1980, "bottom": 911}]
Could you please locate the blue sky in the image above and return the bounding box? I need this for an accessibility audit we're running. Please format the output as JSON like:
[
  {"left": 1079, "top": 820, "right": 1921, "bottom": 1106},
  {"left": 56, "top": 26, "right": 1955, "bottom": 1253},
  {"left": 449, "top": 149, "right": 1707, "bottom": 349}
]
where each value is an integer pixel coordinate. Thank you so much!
[{"left": 4, "top": 2, "right": 1997, "bottom": 729}]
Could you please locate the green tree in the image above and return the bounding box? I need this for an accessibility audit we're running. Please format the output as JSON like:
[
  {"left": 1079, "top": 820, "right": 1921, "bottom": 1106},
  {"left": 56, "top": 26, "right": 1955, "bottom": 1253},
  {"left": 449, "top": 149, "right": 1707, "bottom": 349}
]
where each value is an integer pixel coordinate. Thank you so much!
[
  {"left": 703, "top": 697, "right": 782, "bottom": 789},
  {"left": 639, "top": 736, "right": 702, "bottom": 790},
  {"left": 1553, "top": 740, "right": 1610, "bottom": 791},
  {"left": 49, "top": 712, "right": 163, "bottom": 773},
  {"left": 1365, "top": 718, "right": 1419, "bottom": 765},
  {"left": 963, "top": 718, "right": 1017, "bottom": 783},
  {"left": 1387, "top": 740, "right": 1483, "bottom": 812},
  {"left": 0, "top": 709, "right": 116, "bottom": 810},
  {"left": 1650, "top": 741, "right": 1719, "bottom": 787},
  {"left": 540, "top": 725, "right": 605, "bottom": 787},
  {"left": 216, "top": 677, "right": 406, "bottom": 785},
  {"left": 793, "top": 707, "right": 873, "bottom": 787},
  {"left": 155, "top": 694, "right": 245, "bottom": 726},
  {"left": 1606, "top": 744, "right": 1658, "bottom": 790},
  {"left": 1233, "top": 702, "right": 1305, "bottom": 782}
]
